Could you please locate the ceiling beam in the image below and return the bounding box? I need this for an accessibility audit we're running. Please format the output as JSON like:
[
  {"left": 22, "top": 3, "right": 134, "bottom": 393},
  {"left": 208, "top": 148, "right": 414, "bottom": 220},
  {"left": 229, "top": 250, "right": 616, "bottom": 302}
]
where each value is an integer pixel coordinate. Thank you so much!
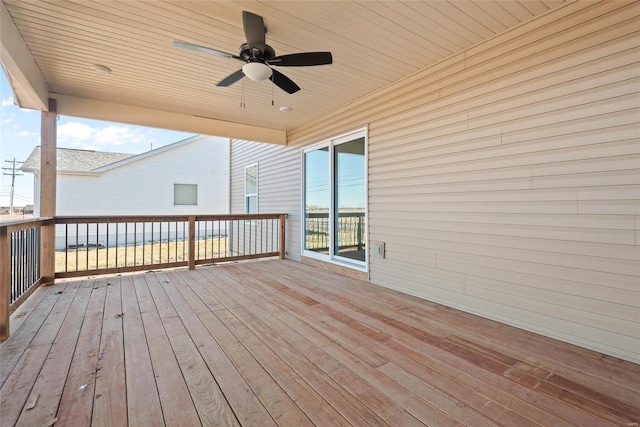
[
  {"left": 54, "top": 94, "right": 287, "bottom": 145},
  {"left": 0, "top": 2, "right": 49, "bottom": 111}
]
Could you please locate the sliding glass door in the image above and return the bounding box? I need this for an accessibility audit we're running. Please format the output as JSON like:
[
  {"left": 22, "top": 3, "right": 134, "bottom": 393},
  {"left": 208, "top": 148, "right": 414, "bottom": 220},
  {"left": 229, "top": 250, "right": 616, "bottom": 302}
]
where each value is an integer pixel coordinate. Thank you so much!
[
  {"left": 304, "top": 147, "right": 330, "bottom": 255},
  {"left": 334, "top": 137, "right": 365, "bottom": 261},
  {"left": 303, "top": 129, "right": 367, "bottom": 268}
]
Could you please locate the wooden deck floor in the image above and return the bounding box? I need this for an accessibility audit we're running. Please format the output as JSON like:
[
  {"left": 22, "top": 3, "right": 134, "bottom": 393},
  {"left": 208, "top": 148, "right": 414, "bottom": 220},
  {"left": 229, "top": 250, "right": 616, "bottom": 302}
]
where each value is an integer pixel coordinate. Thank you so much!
[{"left": 1, "top": 260, "right": 638, "bottom": 426}]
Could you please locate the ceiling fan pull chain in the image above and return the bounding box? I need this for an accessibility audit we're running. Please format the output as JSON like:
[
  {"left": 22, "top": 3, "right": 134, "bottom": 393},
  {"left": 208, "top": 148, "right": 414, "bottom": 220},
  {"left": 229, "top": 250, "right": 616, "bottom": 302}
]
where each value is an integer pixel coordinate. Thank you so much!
[{"left": 241, "top": 79, "right": 246, "bottom": 108}]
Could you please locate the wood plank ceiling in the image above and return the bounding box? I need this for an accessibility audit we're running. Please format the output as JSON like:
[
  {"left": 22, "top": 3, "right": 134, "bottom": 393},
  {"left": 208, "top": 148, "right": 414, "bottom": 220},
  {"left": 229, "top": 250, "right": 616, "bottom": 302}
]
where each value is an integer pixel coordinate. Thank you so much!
[{"left": 3, "top": 0, "right": 566, "bottom": 134}]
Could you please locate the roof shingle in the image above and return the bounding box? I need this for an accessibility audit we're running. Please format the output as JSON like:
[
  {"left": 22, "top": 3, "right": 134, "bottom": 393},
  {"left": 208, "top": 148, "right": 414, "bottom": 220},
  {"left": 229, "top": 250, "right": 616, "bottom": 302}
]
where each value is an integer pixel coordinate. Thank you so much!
[{"left": 22, "top": 147, "right": 135, "bottom": 173}]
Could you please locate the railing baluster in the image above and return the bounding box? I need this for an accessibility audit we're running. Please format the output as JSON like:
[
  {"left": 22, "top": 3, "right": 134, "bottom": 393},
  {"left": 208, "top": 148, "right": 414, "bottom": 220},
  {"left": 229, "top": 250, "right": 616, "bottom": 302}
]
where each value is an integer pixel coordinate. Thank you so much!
[
  {"left": 64, "top": 224, "right": 68, "bottom": 272},
  {"left": 279, "top": 215, "right": 286, "bottom": 259},
  {"left": 124, "top": 222, "right": 128, "bottom": 267},
  {"left": 182, "top": 221, "right": 185, "bottom": 262},
  {"left": 17, "top": 231, "right": 21, "bottom": 298},
  {"left": 24, "top": 230, "right": 29, "bottom": 292},
  {"left": 26, "top": 229, "right": 31, "bottom": 289},
  {"left": 133, "top": 223, "right": 137, "bottom": 266},
  {"left": 10, "top": 233, "right": 15, "bottom": 302},
  {"left": 76, "top": 224, "right": 84, "bottom": 271},
  {"left": 94, "top": 223, "right": 97, "bottom": 270},
  {"left": 210, "top": 220, "right": 213, "bottom": 257},
  {"left": 20, "top": 230, "right": 25, "bottom": 296},
  {"left": 28, "top": 229, "right": 33, "bottom": 286},
  {"left": 106, "top": 222, "right": 110, "bottom": 269},
  {"left": 116, "top": 222, "right": 120, "bottom": 267},
  {"left": 16, "top": 233, "right": 20, "bottom": 287},
  {"left": 188, "top": 216, "right": 195, "bottom": 270}
]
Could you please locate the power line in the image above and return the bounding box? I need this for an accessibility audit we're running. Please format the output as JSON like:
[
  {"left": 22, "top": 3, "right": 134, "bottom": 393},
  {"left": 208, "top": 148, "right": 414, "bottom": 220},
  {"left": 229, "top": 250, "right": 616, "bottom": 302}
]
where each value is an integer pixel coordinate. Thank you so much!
[{"left": 2, "top": 158, "right": 24, "bottom": 219}]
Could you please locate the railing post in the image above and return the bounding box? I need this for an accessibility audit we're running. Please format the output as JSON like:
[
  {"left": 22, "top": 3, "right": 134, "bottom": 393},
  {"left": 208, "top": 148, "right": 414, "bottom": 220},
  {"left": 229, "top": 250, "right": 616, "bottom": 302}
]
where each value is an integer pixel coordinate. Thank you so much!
[
  {"left": 40, "top": 98, "right": 57, "bottom": 285},
  {"left": 0, "top": 226, "right": 10, "bottom": 340},
  {"left": 279, "top": 214, "right": 286, "bottom": 260},
  {"left": 188, "top": 216, "right": 195, "bottom": 270}
]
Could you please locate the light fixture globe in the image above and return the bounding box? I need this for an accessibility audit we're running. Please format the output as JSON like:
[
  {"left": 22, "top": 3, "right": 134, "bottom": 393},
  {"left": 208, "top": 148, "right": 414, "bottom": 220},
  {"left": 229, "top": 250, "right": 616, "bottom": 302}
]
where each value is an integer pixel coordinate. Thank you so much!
[{"left": 242, "top": 62, "right": 272, "bottom": 81}]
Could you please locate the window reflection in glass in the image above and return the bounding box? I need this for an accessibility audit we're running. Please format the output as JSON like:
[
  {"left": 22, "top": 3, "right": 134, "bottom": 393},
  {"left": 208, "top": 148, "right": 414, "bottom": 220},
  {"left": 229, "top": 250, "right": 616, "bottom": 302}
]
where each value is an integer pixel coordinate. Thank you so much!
[
  {"left": 334, "top": 138, "right": 365, "bottom": 261},
  {"left": 304, "top": 148, "right": 329, "bottom": 254}
]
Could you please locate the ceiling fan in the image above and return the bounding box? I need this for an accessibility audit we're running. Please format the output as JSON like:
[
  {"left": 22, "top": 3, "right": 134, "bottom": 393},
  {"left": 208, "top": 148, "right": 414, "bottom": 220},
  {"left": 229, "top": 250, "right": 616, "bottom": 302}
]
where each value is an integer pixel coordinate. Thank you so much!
[{"left": 173, "top": 11, "right": 332, "bottom": 94}]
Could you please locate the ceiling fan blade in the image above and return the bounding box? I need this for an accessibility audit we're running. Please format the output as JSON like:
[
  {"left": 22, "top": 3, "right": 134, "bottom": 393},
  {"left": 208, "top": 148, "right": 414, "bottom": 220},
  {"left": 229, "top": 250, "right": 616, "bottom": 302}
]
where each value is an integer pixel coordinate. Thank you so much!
[
  {"left": 173, "top": 40, "right": 241, "bottom": 60},
  {"left": 216, "top": 69, "right": 245, "bottom": 87},
  {"left": 270, "top": 69, "right": 300, "bottom": 94},
  {"left": 243, "top": 11, "right": 266, "bottom": 54},
  {"left": 268, "top": 52, "right": 332, "bottom": 67}
]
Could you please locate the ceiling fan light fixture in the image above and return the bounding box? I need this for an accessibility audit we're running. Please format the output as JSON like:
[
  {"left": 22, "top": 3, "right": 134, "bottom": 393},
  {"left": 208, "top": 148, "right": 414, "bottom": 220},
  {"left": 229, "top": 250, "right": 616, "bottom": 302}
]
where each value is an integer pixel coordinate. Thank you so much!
[{"left": 242, "top": 62, "right": 272, "bottom": 81}]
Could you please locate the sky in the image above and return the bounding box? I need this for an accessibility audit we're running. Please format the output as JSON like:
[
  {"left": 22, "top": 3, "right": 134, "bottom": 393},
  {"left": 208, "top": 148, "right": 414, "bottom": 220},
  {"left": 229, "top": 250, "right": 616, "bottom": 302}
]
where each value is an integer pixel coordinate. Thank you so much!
[
  {"left": 0, "top": 70, "right": 194, "bottom": 207},
  {"left": 305, "top": 147, "right": 365, "bottom": 211}
]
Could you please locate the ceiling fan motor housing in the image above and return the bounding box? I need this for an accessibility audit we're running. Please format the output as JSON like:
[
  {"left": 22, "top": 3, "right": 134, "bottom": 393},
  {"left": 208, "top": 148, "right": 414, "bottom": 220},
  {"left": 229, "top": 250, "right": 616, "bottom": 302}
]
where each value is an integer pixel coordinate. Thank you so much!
[{"left": 239, "top": 43, "right": 276, "bottom": 62}]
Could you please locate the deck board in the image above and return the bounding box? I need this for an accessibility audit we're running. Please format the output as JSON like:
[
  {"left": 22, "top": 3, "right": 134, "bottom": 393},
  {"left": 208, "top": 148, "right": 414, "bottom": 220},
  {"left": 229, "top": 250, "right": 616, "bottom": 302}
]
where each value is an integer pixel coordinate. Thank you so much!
[
  {"left": 91, "top": 278, "right": 126, "bottom": 427},
  {"left": 121, "top": 275, "right": 165, "bottom": 426},
  {"left": 1, "top": 279, "right": 83, "bottom": 427},
  {"left": 135, "top": 274, "right": 201, "bottom": 427},
  {"left": 16, "top": 279, "right": 93, "bottom": 427},
  {"left": 1, "top": 259, "right": 638, "bottom": 427},
  {"left": 56, "top": 278, "right": 109, "bottom": 427},
  {"left": 162, "top": 271, "right": 270, "bottom": 426}
]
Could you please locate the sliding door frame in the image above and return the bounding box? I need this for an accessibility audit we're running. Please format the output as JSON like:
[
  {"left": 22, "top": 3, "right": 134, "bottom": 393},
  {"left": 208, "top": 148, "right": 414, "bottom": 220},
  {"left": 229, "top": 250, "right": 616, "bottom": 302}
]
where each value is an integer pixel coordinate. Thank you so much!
[{"left": 301, "top": 126, "right": 368, "bottom": 272}]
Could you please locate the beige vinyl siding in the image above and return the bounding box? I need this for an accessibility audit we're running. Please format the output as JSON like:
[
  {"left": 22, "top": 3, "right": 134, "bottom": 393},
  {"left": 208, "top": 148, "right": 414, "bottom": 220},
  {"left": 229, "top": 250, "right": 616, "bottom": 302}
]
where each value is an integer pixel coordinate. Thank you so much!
[
  {"left": 231, "top": 1, "right": 640, "bottom": 362},
  {"left": 230, "top": 140, "right": 301, "bottom": 260}
]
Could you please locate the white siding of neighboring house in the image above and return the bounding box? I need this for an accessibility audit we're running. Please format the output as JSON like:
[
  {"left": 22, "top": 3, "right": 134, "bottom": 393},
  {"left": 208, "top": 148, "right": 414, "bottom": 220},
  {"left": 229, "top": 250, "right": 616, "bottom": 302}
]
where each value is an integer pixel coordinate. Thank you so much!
[
  {"left": 54, "top": 136, "right": 230, "bottom": 216},
  {"left": 230, "top": 1, "right": 640, "bottom": 363},
  {"left": 32, "top": 174, "right": 41, "bottom": 216}
]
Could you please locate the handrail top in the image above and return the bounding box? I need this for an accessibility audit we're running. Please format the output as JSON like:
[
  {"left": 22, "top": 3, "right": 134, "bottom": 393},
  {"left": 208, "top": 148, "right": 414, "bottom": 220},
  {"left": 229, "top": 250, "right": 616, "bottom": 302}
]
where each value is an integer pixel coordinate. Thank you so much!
[
  {"left": 54, "top": 213, "right": 288, "bottom": 224},
  {"left": 0, "top": 217, "right": 54, "bottom": 233}
]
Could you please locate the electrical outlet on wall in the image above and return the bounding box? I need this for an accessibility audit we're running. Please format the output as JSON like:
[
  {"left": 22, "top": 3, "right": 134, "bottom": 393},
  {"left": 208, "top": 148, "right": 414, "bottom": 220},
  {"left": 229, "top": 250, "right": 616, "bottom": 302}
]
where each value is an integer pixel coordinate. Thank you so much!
[{"left": 373, "top": 242, "right": 385, "bottom": 259}]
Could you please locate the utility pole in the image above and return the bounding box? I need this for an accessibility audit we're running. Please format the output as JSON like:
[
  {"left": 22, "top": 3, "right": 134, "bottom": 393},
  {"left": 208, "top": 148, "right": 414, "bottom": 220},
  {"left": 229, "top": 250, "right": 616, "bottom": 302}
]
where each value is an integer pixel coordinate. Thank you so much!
[{"left": 3, "top": 158, "right": 24, "bottom": 220}]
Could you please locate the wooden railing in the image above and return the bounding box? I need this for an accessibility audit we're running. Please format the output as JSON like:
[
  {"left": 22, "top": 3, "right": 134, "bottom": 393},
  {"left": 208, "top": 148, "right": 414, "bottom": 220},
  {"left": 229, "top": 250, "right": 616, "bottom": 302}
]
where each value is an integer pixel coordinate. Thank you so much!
[
  {"left": 54, "top": 214, "right": 287, "bottom": 278},
  {"left": 0, "top": 217, "right": 54, "bottom": 340},
  {"left": 1, "top": 213, "right": 286, "bottom": 340}
]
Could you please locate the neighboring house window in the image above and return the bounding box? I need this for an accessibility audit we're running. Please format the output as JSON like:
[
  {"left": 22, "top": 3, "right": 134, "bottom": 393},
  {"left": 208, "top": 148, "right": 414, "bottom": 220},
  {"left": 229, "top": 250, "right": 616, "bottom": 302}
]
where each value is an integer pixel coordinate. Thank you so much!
[
  {"left": 174, "top": 183, "right": 197, "bottom": 205},
  {"left": 245, "top": 164, "right": 258, "bottom": 214}
]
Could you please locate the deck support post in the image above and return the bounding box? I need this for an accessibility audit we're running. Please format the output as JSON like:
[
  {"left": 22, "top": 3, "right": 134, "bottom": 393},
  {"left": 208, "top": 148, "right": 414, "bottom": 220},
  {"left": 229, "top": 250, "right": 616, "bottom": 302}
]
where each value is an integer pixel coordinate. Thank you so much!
[
  {"left": 279, "top": 214, "right": 286, "bottom": 259},
  {"left": 188, "top": 216, "right": 195, "bottom": 270},
  {"left": 0, "top": 226, "right": 10, "bottom": 340},
  {"left": 40, "top": 98, "right": 57, "bottom": 285}
]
